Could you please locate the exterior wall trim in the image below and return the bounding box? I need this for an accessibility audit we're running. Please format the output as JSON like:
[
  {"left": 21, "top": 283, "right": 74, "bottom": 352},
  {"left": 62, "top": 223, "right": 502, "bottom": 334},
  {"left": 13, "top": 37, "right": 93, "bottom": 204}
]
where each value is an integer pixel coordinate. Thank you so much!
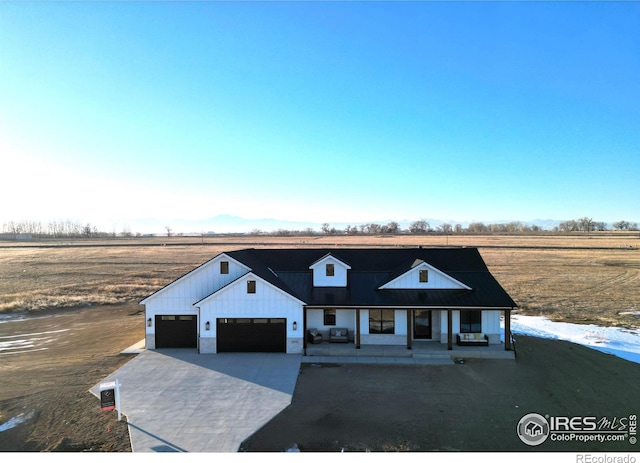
[
  {"left": 304, "top": 305, "right": 513, "bottom": 310},
  {"left": 308, "top": 253, "right": 352, "bottom": 270},
  {"left": 140, "top": 252, "right": 250, "bottom": 304},
  {"left": 379, "top": 261, "right": 472, "bottom": 290},
  {"left": 194, "top": 271, "right": 307, "bottom": 307}
]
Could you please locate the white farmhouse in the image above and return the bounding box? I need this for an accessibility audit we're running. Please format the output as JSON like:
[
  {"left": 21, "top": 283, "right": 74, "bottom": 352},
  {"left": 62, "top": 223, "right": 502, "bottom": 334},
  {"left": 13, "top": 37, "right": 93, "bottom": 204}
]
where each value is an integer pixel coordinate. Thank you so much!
[{"left": 140, "top": 248, "right": 517, "bottom": 354}]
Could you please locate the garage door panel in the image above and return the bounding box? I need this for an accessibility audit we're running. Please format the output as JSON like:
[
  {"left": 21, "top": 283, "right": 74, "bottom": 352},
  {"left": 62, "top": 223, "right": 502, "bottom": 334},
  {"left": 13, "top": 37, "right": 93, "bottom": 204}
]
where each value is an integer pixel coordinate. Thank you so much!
[
  {"left": 217, "top": 318, "right": 285, "bottom": 353},
  {"left": 155, "top": 315, "right": 197, "bottom": 348}
]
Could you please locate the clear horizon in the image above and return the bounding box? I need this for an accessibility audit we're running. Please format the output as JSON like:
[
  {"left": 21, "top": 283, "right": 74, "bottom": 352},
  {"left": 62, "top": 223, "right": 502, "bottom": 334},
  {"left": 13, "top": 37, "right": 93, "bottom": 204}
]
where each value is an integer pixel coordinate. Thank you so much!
[
  {"left": 1, "top": 214, "right": 635, "bottom": 236},
  {"left": 1, "top": 2, "right": 639, "bottom": 234}
]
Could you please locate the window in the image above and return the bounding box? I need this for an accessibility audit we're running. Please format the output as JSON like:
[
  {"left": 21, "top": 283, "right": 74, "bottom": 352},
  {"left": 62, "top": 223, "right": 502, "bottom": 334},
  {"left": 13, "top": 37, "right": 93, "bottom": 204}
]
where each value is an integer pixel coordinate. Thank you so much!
[
  {"left": 460, "top": 310, "right": 481, "bottom": 333},
  {"left": 247, "top": 280, "right": 256, "bottom": 294},
  {"left": 369, "top": 309, "right": 395, "bottom": 334},
  {"left": 419, "top": 269, "right": 428, "bottom": 283},
  {"left": 324, "top": 308, "right": 336, "bottom": 326},
  {"left": 220, "top": 261, "right": 229, "bottom": 274},
  {"left": 326, "top": 263, "right": 335, "bottom": 277}
]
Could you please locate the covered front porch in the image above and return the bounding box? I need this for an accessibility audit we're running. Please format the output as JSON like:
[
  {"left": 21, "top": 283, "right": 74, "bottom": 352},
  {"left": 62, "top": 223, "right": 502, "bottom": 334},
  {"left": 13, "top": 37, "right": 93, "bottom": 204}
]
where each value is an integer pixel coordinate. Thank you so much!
[
  {"left": 304, "top": 339, "right": 515, "bottom": 362},
  {"left": 303, "top": 307, "right": 515, "bottom": 353}
]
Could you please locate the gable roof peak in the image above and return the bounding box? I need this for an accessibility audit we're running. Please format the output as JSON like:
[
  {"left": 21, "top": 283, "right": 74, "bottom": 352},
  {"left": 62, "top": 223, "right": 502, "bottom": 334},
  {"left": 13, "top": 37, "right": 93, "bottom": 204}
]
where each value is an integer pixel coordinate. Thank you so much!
[{"left": 309, "top": 252, "right": 352, "bottom": 269}]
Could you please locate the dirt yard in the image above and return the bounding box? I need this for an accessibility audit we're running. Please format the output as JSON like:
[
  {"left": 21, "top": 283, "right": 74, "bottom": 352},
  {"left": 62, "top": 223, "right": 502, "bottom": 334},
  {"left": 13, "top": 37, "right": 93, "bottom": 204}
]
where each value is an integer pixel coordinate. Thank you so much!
[
  {"left": 243, "top": 335, "right": 640, "bottom": 452},
  {"left": 0, "top": 304, "right": 143, "bottom": 451},
  {"left": 1, "top": 303, "right": 639, "bottom": 452}
]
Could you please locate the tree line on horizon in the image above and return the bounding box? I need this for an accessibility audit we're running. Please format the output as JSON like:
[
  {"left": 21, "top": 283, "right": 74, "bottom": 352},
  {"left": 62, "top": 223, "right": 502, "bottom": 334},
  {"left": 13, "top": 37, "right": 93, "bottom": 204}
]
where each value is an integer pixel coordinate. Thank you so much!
[
  {"left": 1, "top": 217, "right": 638, "bottom": 239},
  {"left": 298, "top": 217, "right": 638, "bottom": 236},
  {"left": 0, "top": 220, "right": 121, "bottom": 239}
]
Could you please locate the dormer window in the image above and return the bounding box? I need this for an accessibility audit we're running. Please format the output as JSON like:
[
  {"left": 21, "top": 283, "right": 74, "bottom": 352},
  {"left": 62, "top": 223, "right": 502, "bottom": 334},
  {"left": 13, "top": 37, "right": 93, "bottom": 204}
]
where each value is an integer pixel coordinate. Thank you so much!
[
  {"left": 310, "top": 254, "right": 351, "bottom": 287},
  {"left": 379, "top": 261, "right": 471, "bottom": 290},
  {"left": 220, "top": 261, "right": 229, "bottom": 274},
  {"left": 247, "top": 280, "right": 256, "bottom": 293}
]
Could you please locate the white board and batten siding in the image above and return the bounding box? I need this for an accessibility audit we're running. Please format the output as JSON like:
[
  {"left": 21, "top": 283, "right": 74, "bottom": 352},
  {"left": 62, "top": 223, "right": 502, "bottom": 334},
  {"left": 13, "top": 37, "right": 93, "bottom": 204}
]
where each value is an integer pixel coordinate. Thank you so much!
[
  {"left": 379, "top": 263, "right": 470, "bottom": 290},
  {"left": 141, "top": 254, "right": 249, "bottom": 338},
  {"left": 481, "top": 310, "right": 501, "bottom": 343},
  {"left": 197, "top": 273, "right": 305, "bottom": 354},
  {"left": 309, "top": 309, "right": 430, "bottom": 346},
  {"left": 306, "top": 308, "right": 356, "bottom": 340},
  {"left": 438, "top": 309, "right": 502, "bottom": 344},
  {"left": 309, "top": 255, "right": 351, "bottom": 287}
]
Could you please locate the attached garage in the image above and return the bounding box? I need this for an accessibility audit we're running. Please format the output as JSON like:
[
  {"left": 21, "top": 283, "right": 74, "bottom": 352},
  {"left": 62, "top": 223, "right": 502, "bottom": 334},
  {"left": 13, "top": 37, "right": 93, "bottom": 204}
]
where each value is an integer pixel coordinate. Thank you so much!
[
  {"left": 155, "top": 315, "right": 197, "bottom": 348},
  {"left": 216, "top": 318, "right": 286, "bottom": 353}
]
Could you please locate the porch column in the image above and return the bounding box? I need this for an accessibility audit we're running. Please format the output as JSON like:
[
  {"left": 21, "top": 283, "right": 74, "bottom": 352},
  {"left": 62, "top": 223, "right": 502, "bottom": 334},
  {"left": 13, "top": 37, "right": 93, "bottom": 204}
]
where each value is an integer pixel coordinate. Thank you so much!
[
  {"left": 355, "top": 308, "right": 361, "bottom": 349},
  {"left": 504, "top": 309, "right": 512, "bottom": 351},
  {"left": 447, "top": 309, "right": 453, "bottom": 350},
  {"left": 303, "top": 306, "right": 307, "bottom": 351},
  {"left": 406, "top": 309, "right": 412, "bottom": 350}
]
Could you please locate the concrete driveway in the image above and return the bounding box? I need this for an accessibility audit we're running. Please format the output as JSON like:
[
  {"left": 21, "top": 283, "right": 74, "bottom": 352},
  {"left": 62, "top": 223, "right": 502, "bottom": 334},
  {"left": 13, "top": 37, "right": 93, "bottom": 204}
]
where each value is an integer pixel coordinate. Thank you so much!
[{"left": 91, "top": 349, "right": 302, "bottom": 452}]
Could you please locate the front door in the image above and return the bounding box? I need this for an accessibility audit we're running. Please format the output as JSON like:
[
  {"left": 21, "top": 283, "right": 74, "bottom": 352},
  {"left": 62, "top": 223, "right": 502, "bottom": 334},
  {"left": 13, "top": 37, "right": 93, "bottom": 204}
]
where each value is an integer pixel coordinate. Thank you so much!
[{"left": 413, "top": 310, "right": 432, "bottom": 339}]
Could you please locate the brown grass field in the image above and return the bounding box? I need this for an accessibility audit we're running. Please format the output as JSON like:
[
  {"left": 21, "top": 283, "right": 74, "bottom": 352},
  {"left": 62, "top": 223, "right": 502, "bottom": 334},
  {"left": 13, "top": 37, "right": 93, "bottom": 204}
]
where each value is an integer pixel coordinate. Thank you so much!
[
  {"left": 1, "top": 232, "right": 639, "bottom": 329},
  {"left": 1, "top": 232, "right": 640, "bottom": 452}
]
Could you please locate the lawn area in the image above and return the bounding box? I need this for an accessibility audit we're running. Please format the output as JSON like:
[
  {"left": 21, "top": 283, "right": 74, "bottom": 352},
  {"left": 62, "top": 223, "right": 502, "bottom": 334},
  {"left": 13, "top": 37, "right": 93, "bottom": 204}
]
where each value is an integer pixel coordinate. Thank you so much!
[{"left": 241, "top": 334, "right": 640, "bottom": 452}]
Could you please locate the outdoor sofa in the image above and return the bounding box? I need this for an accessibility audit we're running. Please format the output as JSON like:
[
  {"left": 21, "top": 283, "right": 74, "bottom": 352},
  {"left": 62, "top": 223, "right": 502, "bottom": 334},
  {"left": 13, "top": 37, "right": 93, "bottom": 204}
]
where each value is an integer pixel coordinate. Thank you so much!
[
  {"left": 329, "top": 328, "right": 349, "bottom": 343},
  {"left": 456, "top": 333, "right": 489, "bottom": 346}
]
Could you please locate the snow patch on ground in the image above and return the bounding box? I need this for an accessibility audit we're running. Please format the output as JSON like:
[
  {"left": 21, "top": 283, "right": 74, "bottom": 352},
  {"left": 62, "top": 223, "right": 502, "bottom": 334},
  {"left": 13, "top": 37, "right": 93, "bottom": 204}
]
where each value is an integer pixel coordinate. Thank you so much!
[
  {"left": 503, "top": 315, "right": 640, "bottom": 365},
  {"left": 618, "top": 311, "right": 640, "bottom": 316},
  {"left": 0, "top": 329, "right": 68, "bottom": 354},
  {"left": 0, "top": 411, "right": 35, "bottom": 433}
]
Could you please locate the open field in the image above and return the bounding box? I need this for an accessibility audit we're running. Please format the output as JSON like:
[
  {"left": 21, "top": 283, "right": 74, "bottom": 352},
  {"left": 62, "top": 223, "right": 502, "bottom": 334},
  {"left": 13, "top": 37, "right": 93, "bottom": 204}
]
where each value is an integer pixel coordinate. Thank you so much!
[
  {"left": 1, "top": 233, "right": 640, "bottom": 452},
  {"left": 1, "top": 233, "right": 639, "bottom": 329}
]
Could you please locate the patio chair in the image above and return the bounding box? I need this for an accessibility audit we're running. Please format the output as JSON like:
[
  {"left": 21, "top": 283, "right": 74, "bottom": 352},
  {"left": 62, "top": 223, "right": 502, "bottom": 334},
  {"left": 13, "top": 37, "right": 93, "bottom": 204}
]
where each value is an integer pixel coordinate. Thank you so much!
[{"left": 307, "top": 328, "right": 323, "bottom": 344}]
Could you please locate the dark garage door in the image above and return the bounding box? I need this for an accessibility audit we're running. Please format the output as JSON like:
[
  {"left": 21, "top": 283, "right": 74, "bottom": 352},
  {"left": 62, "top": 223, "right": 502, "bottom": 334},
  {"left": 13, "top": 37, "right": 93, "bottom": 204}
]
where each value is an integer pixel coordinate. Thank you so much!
[
  {"left": 217, "top": 318, "right": 286, "bottom": 353},
  {"left": 155, "top": 315, "right": 197, "bottom": 348}
]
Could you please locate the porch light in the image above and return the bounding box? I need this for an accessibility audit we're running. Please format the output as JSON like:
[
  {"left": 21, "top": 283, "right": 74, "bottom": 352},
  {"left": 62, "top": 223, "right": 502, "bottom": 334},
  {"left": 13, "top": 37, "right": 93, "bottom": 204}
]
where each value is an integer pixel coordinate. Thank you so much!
[
  {"left": 205, "top": 321, "right": 210, "bottom": 331},
  {"left": 293, "top": 321, "right": 297, "bottom": 331},
  {"left": 147, "top": 318, "right": 152, "bottom": 327}
]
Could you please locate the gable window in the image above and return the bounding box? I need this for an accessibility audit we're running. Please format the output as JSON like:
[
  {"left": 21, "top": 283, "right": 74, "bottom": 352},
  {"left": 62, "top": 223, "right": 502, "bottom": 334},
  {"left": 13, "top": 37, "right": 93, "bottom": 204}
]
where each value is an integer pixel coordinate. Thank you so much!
[
  {"left": 326, "top": 263, "right": 335, "bottom": 277},
  {"left": 323, "top": 308, "right": 336, "bottom": 326},
  {"left": 369, "top": 309, "right": 394, "bottom": 334},
  {"left": 220, "top": 261, "right": 229, "bottom": 274},
  {"left": 460, "top": 310, "right": 481, "bottom": 333},
  {"left": 247, "top": 280, "right": 256, "bottom": 294},
  {"left": 419, "top": 269, "right": 428, "bottom": 283}
]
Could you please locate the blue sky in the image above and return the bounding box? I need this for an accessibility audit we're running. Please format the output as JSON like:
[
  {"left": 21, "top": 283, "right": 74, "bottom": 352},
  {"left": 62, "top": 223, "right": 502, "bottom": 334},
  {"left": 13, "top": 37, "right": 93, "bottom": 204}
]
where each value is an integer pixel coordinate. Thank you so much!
[{"left": 1, "top": 1, "right": 639, "bottom": 233}]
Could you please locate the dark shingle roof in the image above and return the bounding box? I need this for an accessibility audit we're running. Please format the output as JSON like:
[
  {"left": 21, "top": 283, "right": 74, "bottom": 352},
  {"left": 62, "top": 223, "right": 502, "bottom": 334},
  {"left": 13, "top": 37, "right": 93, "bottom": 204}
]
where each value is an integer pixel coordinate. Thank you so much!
[{"left": 225, "top": 248, "right": 516, "bottom": 309}]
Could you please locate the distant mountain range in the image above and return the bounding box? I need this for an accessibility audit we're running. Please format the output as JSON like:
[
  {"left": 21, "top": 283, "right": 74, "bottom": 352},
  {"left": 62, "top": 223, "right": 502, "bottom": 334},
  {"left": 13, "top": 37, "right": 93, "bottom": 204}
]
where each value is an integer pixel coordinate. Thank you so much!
[{"left": 128, "top": 214, "right": 566, "bottom": 235}]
